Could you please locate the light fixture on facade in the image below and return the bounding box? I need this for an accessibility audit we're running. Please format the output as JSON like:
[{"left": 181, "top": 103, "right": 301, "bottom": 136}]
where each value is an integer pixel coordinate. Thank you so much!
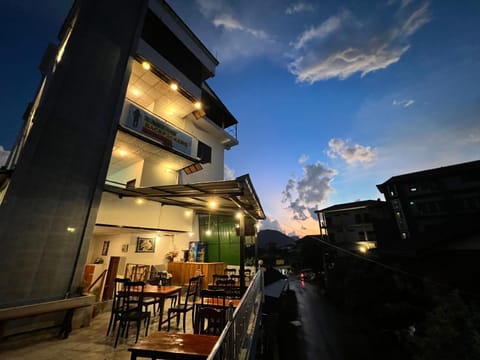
[
  {"left": 194, "top": 101, "right": 202, "bottom": 110},
  {"left": 185, "top": 209, "right": 193, "bottom": 217},
  {"left": 135, "top": 198, "right": 144, "bottom": 205},
  {"left": 142, "top": 61, "right": 151, "bottom": 71},
  {"left": 170, "top": 82, "right": 178, "bottom": 91}
]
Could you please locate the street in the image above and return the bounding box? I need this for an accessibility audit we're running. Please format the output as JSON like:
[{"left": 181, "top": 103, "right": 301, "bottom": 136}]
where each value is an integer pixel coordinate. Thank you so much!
[{"left": 289, "top": 276, "right": 380, "bottom": 360}]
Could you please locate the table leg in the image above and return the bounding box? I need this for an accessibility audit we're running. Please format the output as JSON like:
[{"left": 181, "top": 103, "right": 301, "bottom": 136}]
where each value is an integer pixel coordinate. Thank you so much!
[{"left": 158, "top": 297, "right": 166, "bottom": 331}]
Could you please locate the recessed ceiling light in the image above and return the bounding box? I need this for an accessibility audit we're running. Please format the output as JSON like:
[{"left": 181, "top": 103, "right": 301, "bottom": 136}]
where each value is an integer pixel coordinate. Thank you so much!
[
  {"left": 194, "top": 101, "right": 202, "bottom": 110},
  {"left": 142, "top": 61, "right": 151, "bottom": 71},
  {"left": 170, "top": 82, "right": 178, "bottom": 91}
]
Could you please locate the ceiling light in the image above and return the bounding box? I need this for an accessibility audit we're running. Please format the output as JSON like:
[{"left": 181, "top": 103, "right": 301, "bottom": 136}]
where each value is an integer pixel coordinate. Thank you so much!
[
  {"left": 135, "top": 198, "right": 144, "bottom": 205},
  {"left": 142, "top": 61, "right": 151, "bottom": 71},
  {"left": 205, "top": 229, "right": 212, "bottom": 236},
  {"left": 194, "top": 101, "right": 202, "bottom": 110},
  {"left": 170, "top": 82, "right": 178, "bottom": 91},
  {"left": 131, "top": 88, "right": 141, "bottom": 97},
  {"left": 118, "top": 149, "right": 127, "bottom": 157},
  {"left": 185, "top": 210, "right": 193, "bottom": 217},
  {"left": 208, "top": 200, "right": 217, "bottom": 209}
]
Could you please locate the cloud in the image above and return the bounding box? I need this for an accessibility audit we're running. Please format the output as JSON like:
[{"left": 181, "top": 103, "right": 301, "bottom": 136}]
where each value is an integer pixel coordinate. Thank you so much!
[
  {"left": 260, "top": 217, "right": 284, "bottom": 232},
  {"left": 299, "top": 154, "right": 309, "bottom": 164},
  {"left": 285, "top": 2, "right": 314, "bottom": 15},
  {"left": 292, "top": 10, "right": 349, "bottom": 50},
  {"left": 282, "top": 162, "right": 337, "bottom": 221},
  {"left": 0, "top": 146, "right": 10, "bottom": 167},
  {"left": 393, "top": 98, "right": 415, "bottom": 107},
  {"left": 327, "top": 138, "right": 377, "bottom": 165},
  {"left": 213, "top": 14, "right": 270, "bottom": 40},
  {"left": 224, "top": 164, "right": 235, "bottom": 180},
  {"left": 288, "top": 2, "right": 431, "bottom": 83}
]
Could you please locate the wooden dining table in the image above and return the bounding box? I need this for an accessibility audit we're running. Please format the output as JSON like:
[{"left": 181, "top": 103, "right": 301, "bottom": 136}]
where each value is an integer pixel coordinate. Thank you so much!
[
  {"left": 128, "top": 285, "right": 182, "bottom": 330},
  {"left": 128, "top": 331, "right": 219, "bottom": 360}
]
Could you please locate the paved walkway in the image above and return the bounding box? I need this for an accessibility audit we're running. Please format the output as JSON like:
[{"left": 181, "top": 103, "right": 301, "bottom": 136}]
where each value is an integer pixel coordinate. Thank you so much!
[{"left": 0, "top": 304, "right": 194, "bottom": 360}]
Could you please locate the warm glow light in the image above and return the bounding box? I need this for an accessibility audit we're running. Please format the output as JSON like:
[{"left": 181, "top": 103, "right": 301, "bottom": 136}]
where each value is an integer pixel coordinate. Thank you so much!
[
  {"left": 235, "top": 212, "right": 243, "bottom": 219},
  {"left": 135, "top": 198, "right": 144, "bottom": 205},
  {"left": 118, "top": 149, "right": 127, "bottom": 157},
  {"left": 66, "top": 227, "right": 76, "bottom": 233},
  {"left": 188, "top": 232, "right": 194, "bottom": 237},
  {"left": 359, "top": 246, "right": 367, "bottom": 253},
  {"left": 194, "top": 101, "right": 202, "bottom": 110},
  {"left": 131, "top": 88, "right": 141, "bottom": 97},
  {"left": 205, "top": 229, "right": 212, "bottom": 236},
  {"left": 142, "top": 61, "right": 151, "bottom": 71},
  {"left": 170, "top": 82, "right": 178, "bottom": 91},
  {"left": 208, "top": 200, "right": 217, "bottom": 209},
  {"left": 185, "top": 210, "right": 193, "bottom": 217}
]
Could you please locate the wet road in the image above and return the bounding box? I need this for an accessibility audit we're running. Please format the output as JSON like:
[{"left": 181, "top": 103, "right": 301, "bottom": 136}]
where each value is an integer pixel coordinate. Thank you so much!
[{"left": 290, "top": 277, "right": 379, "bottom": 360}]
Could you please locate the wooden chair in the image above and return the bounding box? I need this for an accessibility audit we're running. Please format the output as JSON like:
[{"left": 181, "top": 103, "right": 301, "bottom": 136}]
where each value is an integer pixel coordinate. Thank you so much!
[
  {"left": 114, "top": 281, "right": 151, "bottom": 347},
  {"left": 224, "top": 268, "right": 237, "bottom": 277},
  {"left": 106, "top": 278, "right": 130, "bottom": 336},
  {"left": 167, "top": 276, "right": 200, "bottom": 333},
  {"left": 194, "top": 306, "right": 227, "bottom": 336},
  {"left": 200, "top": 289, "right": 226, "bottom": 308},
  {"left": 212, "top": 274, "right": 229, "bottom": 289}
]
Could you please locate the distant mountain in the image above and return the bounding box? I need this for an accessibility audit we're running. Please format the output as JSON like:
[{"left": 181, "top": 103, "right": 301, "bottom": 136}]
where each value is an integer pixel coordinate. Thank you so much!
[{"left": 257, "top": 229, "right": 295, "bottom": 249}]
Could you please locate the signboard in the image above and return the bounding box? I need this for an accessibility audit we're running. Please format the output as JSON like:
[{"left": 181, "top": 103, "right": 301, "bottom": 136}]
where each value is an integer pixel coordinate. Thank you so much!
[{"left": 121, "top": 101, "right": 193, "bottom": 157}]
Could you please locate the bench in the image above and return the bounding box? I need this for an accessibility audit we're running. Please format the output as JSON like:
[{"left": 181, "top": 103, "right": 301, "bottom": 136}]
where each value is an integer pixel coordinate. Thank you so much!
[{"left": 0, "top": 294, "right": 96, "bottom": 339}]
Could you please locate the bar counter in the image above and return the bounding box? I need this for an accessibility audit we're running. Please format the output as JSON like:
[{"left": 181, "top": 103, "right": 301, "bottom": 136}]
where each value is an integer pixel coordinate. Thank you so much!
[{"left": 167, "top": 262, "right": 226, "bottom": 290}]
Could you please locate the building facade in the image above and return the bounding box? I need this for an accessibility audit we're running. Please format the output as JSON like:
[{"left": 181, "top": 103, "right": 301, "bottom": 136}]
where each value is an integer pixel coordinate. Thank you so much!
[
  {"left": 0, "top": 0, "right": 264, "bottom": 316},
  {"left": 377, "top": 160, "right": 480, "bottom": 252},
  {"left": 315, "top": 200, "right": 396, "bottom": 254}
]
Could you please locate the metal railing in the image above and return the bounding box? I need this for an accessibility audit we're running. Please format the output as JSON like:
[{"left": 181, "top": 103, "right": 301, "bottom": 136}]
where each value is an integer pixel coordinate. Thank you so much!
[{"left": 207, "top": 269, "right": 264, "bottom": 360}]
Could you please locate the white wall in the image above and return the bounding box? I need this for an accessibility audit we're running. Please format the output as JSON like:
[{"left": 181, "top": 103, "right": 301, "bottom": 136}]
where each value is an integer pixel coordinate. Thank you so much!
[
  {"left": 89, "top": 231, "right": 194, "bottom": 275},
  {"left": 96, "top": 192, "right": 193, "bottom": 232}
]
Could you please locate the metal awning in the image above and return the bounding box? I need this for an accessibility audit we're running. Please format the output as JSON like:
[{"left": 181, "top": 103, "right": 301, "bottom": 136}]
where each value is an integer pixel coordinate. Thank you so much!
[{"left": 103, "top": 174, "right": 265, "bottom": 220}]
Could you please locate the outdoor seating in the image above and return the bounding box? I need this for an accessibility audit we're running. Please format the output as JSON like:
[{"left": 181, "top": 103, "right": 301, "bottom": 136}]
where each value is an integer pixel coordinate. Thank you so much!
[
  {"left": 224, "top": 268, "right": 237, "bottom": 277},
  {"left": 114, "top": 281, "right": 151, "bottom": 347},
  {"left": 194, "top": 289, "right": 227, "bottom": 335},
  {"left": 167, "top": 276, "right": 200, "bottom": 332}
]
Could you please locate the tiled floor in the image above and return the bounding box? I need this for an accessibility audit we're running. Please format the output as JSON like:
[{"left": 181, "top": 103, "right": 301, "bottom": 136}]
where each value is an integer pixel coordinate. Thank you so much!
[{"left": 0, "top": 303, "right": 194, "bottom": 360}]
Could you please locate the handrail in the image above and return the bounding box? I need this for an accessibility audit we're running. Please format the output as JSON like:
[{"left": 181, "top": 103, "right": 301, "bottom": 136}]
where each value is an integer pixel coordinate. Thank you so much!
[{"left": 207, "top": 269, "right": 264, "bottom": 360}]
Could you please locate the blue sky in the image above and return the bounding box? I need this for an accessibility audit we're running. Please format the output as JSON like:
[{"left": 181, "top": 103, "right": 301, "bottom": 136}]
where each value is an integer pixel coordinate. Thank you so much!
[{"left": 1, "top": 1, "right": 479, "bottom": 236}]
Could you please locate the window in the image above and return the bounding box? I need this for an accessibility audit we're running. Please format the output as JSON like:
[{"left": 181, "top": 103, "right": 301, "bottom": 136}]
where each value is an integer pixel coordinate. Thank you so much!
[{"left": 197, "top": 141, "right": 212, "bottom": 163}]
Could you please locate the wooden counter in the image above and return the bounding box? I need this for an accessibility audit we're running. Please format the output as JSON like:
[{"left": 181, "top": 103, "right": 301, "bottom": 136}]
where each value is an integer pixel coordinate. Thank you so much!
[{"left": 167, "top": 262, "right": 226, "bottom": 290}]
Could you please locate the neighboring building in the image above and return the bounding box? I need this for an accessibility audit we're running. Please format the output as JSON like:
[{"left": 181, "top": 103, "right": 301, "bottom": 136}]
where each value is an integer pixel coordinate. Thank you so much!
[
  {"left": 315, "top": 200, "right": 397, "bottom": 254},
  {"left": 377, "top": 160, "right": 480, "bottom": 252},
  {"left": 0, "top": 0, "right": 264, "bottom": 323}
]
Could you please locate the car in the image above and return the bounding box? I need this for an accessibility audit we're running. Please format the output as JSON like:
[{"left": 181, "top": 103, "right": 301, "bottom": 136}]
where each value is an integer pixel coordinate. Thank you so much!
[{"left": 299, "top": 269, "right": 315, "bottom": 281}]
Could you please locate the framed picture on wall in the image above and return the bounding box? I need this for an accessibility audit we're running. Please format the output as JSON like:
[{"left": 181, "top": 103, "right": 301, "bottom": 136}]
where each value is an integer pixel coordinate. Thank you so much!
[
  {"left": 136, "top": 237, "right": 155, "bottom": 253},
  {"left": 121, "top": 244, "right": 129, "bottom": 253},
  {"left": 102, "top": 240, "right": 110, "bottom": 256}
]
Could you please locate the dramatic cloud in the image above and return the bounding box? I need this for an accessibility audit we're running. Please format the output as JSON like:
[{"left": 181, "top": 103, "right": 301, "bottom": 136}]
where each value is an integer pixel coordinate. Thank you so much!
[
  {"left": 286, "top": 2, "right": 314, "bottom": 15},
  {"left": 0, "top": 146, "right": 9, "bottom": 167},
  {"left": 260, "top": 217, "right": 284, "bottom": 232},
  {"left": 393, "top": 98, "right": 415, "bottom": 107},
  {"left": 224, "top": 164, "right": 235, "bottom": 180},
  {"left": 327, "top": 138, "right": 377, "bottom": 165},
  {"left": 289, "top": 2, "right": 431, "bottom": 83},
  {"left": 282, "top": 162, "right": 337, "bottom": 221}
]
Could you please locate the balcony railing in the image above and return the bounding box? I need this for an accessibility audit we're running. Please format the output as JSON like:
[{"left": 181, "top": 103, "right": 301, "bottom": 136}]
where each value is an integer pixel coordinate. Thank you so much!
[{"left": 207, "top": 269, "right": 264, "bottom": 360}]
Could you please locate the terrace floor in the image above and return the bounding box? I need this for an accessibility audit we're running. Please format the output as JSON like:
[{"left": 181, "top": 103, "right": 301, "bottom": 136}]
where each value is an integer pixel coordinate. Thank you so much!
[{"left": 0, "top": 302, "right": 194, "bottom": 360}]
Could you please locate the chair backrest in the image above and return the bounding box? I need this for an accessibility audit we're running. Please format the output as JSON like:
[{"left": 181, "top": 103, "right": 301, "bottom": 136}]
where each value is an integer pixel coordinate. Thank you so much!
[
  {"left": 112, "top": 278, "right": 130, "bottom": 313},
  {"left": 200, "top": 289, "right": 226, "bottom": 307},
  {"left": 182, "top": 276, "right": 200, "bottom": 309},
  {"left": 194, "top": 306, "right": 226, "bottom": 335},
  {"left": 122, "top": 281, "right": 146, "bottom": 313},
  {"left": 224, "top": 268, "right": 237, "bottom": 277},
  {"left": 230, "top": 274, "right": 241, "bottom": 286},
  {"left": 213, "top": 274, "right": 229, "bottom": 286},
  {"left": 244, "top": 269, "right": 252, "bottom": 278}
]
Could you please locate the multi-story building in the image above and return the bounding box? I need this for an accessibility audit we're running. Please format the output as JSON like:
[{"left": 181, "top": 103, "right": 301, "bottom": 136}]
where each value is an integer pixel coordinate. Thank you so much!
[
  {"left": 376, "top": 160, "right": 480, "bottom": 252},
  {"left": 315, "top": 200, "right": 396, "bottom": 254},
  {"left": 0, "top": 0, "right": 264, "bottom": 324}
]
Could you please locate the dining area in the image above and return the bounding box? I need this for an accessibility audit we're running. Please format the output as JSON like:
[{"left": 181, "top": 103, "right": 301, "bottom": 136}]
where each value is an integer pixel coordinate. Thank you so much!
[{"left": 103, "top": 266, "right": 262, "bottom": 360}]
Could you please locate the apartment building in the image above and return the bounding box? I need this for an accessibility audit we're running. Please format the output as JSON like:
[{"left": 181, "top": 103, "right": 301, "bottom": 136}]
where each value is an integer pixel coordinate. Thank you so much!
[{"left": 377, "top": 160, "right": 480, "bottom": 251}]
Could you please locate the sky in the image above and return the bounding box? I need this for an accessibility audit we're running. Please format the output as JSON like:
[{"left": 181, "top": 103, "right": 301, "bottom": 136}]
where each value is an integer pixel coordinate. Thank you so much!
[{"left": 1, "top": 0, "right": 479, "bottom": 237}]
